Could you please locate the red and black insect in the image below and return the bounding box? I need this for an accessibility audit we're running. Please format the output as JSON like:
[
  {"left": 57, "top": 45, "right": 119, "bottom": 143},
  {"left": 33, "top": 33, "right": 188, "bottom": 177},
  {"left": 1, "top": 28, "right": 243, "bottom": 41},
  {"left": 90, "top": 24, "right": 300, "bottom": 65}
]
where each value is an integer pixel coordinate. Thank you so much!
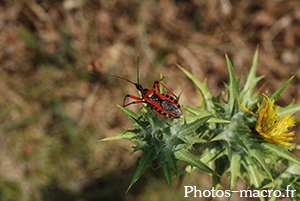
[{"left": 109, "top": 57, "right": 182, "bottom": 125}]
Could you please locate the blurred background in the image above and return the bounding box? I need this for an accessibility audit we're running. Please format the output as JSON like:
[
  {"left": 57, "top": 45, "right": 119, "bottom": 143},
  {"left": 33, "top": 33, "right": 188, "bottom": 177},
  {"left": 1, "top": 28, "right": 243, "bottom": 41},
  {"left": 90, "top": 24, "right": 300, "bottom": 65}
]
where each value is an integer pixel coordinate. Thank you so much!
[{"left": 0, "top": 0, "right": 300, "bottom": 200}]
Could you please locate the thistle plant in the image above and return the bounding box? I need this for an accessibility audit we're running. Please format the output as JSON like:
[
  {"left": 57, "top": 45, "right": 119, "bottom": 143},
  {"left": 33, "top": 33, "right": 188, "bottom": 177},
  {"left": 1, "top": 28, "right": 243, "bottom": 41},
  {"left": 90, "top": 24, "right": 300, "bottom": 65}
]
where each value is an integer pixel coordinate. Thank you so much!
[{"left": 102, "top": 50, "right": 300, "bottom": 200}]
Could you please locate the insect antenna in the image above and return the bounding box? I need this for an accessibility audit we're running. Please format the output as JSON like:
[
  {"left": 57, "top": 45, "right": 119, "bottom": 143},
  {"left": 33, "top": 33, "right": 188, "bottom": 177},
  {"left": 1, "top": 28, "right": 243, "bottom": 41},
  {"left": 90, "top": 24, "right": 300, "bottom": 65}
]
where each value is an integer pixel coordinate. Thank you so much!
[
  {"left": 136, "top": 50, "right": 140, "bottom": 85},
  {"left": 106, "top": 74, "right": 136, "bottom": 86},
  {"left": 107, "top": 51, "right": 144, "bottom": 92}
]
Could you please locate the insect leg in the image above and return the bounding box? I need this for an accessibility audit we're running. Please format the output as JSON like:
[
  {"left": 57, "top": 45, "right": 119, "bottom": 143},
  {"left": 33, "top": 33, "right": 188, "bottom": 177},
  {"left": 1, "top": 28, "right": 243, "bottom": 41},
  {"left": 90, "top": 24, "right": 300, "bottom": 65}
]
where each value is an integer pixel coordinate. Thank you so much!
[
  {"left": 154, "top": 79, "right": 178, "bottom": 98},
  {"left": 150, "top": 107, "right": 170, "bottom": 126},
  {"left": 123, "top": 94, "right": 143, "bottom": 107},
  {"left": 123, "top": 100, "right": 144, "bottom": 107},
  {"left": 153, "top": 76, "right": 165, "bottom": 93}
]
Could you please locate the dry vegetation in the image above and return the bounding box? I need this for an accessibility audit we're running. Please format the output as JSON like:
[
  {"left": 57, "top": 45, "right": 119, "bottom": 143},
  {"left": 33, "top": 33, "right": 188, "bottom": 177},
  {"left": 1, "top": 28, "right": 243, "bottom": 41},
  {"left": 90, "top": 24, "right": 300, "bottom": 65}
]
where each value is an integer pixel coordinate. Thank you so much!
[{"left": 0, "top": 0, "right": 300, "bottom": 200}]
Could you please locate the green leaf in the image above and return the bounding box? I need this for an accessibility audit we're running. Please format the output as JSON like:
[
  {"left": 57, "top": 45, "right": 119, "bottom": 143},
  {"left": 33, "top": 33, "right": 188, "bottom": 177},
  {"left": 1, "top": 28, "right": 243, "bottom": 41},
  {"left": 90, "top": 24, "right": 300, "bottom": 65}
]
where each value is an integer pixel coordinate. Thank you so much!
[
  {"left": 182, "top": 114, "right": 219, "bottom": 124},
  {"left": 163, "top": 148, "right": 178, "bottom": 175},
  {"left": 269, "top": 75, "right": 294, "bottom": 101},
  {"left": 277, "top": 99, "right": 300, "bottom": 116},
  {"left": 181, "top": 104, "right": 211, "bottom": 116},
  {"left": 210, "top": 130, "right": 229, "bottom": 142},
  {"left": 208, "top": 118, "right": 232, "bottom": 124},
  {"left": 229, "top": 152, "right": 242, "bottom": 193},
  {"left": 100, "top": 129, "right": 139, "bottom": 141},
  {"left": 118, "top": 105, "right": 148, "bottom": 128},
  {"left": 126, "top": 150, "right": 155, "bottom": 193},
  {"left": 261, "top": 143, "right": 300, "bottom": 166},
  {"left": 181, "top": 105, "right": 230, "bottom": 124},
  {"left": 212, "top": 157, "right": 227, "bottom": 190},
  {"left": 177, "top": 115, "right": 213, "bottom": 141},
  {"left": 211, "top": 123, "right": 250, "bottom": 142},
  {"left": 118, "top": 104, "right": 141, "bottom": 119},
  {"left": 250, "top": 149, "right": 274, "bottom": 182},
  {"left": 263, "top": 163, "right": 300, "bottom": 198},
  {"left": 239, "top": 49, "right": 263, "bottom": 106},
  {"left": 133, "top": 141, "right": 148, "bottom": 153},
  {"left": 179, "top": 165, "right": 193, "bottom": 175},
  {"left": 225, "top": 54, "right": 239, "bottom": 118},
  {"left": 184, "top": 135, "right": 208, "bottom": 145},
  {"left": 244, "top": 49, "right": 259, "bottom": 91},
  {"left": 176, "top": 64, "right": 215, "bottom": 112},
  {"left": 284, "top": 162, "right": 300, "bottom": 175},
  {"left": 159, "top": 74, "right": 166, "bottom": 94},
  {"left": 174, "top": 149, "right": 219, "bottom": 176},
  {"left": 161, "top": 163, "right": 173, "bottom": 192},
  {"left": 243, "top": 157, "right": 266, "bottom": 188},
  {"left": 200, "top": 147, "right": 226, "bottom": 164}
]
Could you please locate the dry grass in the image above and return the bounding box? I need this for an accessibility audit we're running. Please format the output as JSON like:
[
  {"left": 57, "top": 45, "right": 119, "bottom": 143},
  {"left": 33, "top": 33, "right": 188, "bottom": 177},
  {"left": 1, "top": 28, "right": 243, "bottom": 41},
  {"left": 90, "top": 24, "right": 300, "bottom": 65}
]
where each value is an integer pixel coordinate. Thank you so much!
[{"left": 0, "top": 0, "right": 300, "bottom": 200}]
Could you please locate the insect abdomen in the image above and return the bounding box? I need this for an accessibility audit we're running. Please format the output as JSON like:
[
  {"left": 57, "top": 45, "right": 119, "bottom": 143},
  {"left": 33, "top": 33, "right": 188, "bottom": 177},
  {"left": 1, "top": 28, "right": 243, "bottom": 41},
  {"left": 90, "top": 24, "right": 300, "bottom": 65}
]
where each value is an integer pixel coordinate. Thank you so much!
[{"left": 159, "top": 100, "right": 182, "bottom": 118}]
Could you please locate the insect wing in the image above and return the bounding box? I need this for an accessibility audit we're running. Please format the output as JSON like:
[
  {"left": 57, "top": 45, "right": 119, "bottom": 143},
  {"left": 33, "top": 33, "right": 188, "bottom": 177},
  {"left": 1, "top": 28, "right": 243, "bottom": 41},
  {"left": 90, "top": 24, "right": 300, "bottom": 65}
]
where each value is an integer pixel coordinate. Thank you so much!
[{"left": 160, "top": 100, "right": 182, "bottom": 118}]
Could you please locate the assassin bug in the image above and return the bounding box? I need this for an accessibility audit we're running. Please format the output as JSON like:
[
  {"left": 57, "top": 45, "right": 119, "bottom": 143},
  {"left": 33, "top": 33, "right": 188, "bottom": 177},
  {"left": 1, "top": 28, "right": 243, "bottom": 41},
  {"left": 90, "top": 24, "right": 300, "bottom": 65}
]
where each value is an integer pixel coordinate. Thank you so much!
[{"left": 109, "top": 56, "right": 182, "bottom": 126}]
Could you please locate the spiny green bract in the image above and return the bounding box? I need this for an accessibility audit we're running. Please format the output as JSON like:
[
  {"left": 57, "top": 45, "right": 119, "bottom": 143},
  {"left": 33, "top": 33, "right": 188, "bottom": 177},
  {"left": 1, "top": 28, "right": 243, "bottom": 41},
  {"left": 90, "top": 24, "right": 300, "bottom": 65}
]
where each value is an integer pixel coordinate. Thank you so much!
[
  {"left": 102, "top": 49, "right": 300, "bottom": 200},
  {"left": 102, "top": 104, "right": 219, "bottom": 192}
]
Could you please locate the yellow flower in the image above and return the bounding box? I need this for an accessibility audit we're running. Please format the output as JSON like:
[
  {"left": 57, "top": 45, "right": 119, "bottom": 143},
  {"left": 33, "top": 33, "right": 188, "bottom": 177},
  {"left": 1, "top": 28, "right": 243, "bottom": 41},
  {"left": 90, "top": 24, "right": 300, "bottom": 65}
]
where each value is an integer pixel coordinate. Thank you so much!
[{"left": 239, "top": 95, "right": 296, "bottom": 150}]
